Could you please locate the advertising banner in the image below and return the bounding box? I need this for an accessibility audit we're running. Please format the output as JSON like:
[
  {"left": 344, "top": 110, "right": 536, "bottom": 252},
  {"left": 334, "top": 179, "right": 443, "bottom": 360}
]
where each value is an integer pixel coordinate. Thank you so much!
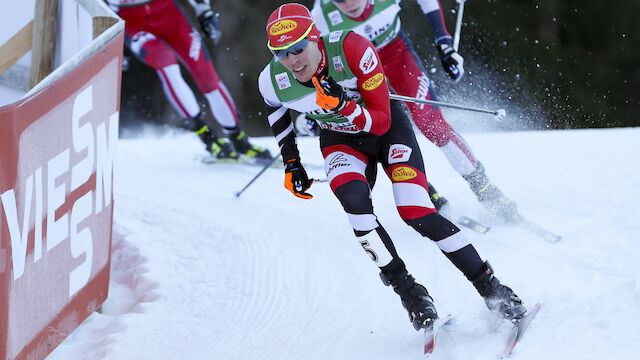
[{"left": 0, "top": 30, "right": 123, "bottom": 360}]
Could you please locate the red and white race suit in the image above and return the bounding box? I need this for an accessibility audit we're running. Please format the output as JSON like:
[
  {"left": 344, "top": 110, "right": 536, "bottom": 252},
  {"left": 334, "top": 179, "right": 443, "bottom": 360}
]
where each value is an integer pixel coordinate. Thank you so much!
[{"left": 113, "top": 0, "right": 238, "bottom": 129}]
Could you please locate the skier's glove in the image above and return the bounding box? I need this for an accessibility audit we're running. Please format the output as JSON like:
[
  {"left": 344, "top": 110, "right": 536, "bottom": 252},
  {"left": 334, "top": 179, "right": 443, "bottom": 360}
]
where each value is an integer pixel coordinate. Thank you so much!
[
  {"left": 284, "top": 158, "right": 314, "bottom": 199},
  {"left": 198, "top": 10, "right": 222, "bottom": 45},
  {"left": 437, "top": 44, "right": 465, "bottom": 82},
  {"left": 312, "top": 76, "right": 351, "bottom": 111}
]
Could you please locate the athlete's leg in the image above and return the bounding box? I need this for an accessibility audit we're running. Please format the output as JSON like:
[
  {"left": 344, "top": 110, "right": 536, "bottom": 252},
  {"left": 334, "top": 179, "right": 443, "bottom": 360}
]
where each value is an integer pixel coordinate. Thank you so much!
[
  {"left": 123, "top": 28, "right": 237, "bottom": 159},
  {"left": 125, "top": 28, "right": 200, "bottom": 119},
  {"left": 380, "top": 32, "right": 479, "bottom": 175},
  {"left": 380, "top": 33, "right": 518, "bottom": 220},
  {"left": 378, "top": 102, "right": 527, "bottom": 320},
  {"left": 141, "top": 1, "right": 270, "bottom": 158},
  {"left": 321, "top": 136, "right": 437, "bottom": 330},
  {"left": 321, "top": 141, "right": 402, "bottom": 269},
  {"left": 380, "top": 102, "right": 486, "bottom": 278},
  {"left": 151, "top": 0, "right": 239, "bottom": 132}
]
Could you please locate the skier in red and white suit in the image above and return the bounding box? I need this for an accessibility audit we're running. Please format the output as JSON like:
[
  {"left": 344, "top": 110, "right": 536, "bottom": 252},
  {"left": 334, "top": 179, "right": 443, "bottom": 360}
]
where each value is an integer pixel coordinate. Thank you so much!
[
  {"left": 259, "top": 3, "right": 526, "bottom": 331},
  {"left": 311, "top": 0, "right": 517, "bottom": 221},
  {"left": 107, "top": 0, "right": 270, "bottom": 161}
]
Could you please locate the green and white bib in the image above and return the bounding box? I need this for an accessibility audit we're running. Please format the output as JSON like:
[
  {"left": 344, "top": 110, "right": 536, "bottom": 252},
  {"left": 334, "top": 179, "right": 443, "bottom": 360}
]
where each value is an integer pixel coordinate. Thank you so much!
[
  {"left": 259, "top": 31, "right": 368, "bottom": 134},
  {"left": 311, "top": 0, "right": 401, "bottom": 49}
]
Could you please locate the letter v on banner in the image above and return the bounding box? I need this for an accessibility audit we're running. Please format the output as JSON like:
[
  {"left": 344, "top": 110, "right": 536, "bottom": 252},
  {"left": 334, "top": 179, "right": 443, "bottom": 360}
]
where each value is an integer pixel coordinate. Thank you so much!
[{"left": 1, "top": 176, "right": 34, "bottom": 280}]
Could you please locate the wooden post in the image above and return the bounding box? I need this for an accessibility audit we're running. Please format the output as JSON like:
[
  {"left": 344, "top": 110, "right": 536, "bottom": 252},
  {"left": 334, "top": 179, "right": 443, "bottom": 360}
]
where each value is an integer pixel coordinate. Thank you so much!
[
  {"left": 93, "top": 16, "right": 118, "bottom": 40},
  {"left": 0, "top": 21, "right": 33, "bottom": 77},
  {"left": 30, "top": 0, "right": 58, "bottom": 88}
]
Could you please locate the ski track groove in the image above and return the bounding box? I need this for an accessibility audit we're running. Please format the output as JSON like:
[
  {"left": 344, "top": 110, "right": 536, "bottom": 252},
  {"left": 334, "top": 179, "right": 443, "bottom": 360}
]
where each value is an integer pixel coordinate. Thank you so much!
[{"left": 47, "top": 129, "right": 640, "bottom": 359}]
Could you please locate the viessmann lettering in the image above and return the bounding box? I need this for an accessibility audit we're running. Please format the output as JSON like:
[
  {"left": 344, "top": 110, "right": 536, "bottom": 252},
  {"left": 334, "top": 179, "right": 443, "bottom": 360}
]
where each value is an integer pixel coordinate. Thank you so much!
[{"left": 0, "top": 86, "right": 118, "bottom": 297}]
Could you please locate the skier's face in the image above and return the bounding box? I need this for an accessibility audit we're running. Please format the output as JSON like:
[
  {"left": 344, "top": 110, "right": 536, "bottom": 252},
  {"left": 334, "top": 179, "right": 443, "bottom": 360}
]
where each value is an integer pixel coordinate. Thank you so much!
[
  {"left": 333, "top": 0, "right": 369, "bottom": 18},
  {"left": 278, "top": 39, "right": 322, "bottom": 83}
]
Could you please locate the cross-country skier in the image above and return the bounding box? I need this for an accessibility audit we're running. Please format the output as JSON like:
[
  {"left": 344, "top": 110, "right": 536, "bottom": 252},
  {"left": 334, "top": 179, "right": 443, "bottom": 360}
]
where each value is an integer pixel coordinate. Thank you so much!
[
  {"left": 309, "top": 0, "right": 517, "bottom": 221},
  {"left": 106, "top": 0, "right": 271, "bottom": 162},
  {"left": 258, "top": 3, "right": 527, "bottom": 331}
]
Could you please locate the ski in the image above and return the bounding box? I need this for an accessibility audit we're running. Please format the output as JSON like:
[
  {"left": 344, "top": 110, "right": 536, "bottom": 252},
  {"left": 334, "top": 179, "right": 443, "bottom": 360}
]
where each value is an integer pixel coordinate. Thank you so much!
[
  {"left": 498, "top": 303, "right": 541, "bottom": 358},
  {"left": 513, "top": 216, "right": 561, "bottom": 243},
  {"left": 423, "top": 314, "right": 454, "bottom": 358},
  {"left": 458, "top": 216, "right": 491, "bottom": 234}
]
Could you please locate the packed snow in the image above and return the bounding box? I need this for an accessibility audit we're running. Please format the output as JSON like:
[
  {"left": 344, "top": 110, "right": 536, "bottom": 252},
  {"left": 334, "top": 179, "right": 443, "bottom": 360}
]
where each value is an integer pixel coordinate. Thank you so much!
[{"left": 48, "top": 122, "right": 640, "bottom": 360}]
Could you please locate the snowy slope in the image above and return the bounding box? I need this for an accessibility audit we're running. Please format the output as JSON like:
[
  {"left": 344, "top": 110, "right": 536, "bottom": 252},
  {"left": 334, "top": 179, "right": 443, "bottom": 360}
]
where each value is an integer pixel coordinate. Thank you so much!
[{"left": 48, "top": 126, "right": 640, "bottom": 360}]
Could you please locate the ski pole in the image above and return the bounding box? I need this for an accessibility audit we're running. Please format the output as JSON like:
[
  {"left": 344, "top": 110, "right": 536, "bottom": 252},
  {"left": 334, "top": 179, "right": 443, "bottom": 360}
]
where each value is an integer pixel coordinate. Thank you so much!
[
  {"left": 389, "top": 93, "right": 506, "bottom": 120},
  {"left": 235, "top": 155, "right": 279, "bottom": 198},
  {"left": 453, "top": 0, "right": 467, "bottom": 52}
]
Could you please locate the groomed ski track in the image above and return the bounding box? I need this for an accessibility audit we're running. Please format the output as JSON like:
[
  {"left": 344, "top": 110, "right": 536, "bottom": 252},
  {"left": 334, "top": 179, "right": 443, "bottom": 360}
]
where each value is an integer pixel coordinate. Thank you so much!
[{"left": 49, "top": 127, "right": 640, "bottom": 360}]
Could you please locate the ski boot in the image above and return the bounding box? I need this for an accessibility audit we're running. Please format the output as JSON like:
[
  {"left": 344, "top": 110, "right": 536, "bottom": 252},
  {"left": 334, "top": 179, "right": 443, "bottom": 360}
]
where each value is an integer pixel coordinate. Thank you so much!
[
  {"left": 206, "top": 136, "right": 240, "bottom": 162},
  {"left": 228, "top": 130, "right": 272, "bottom": 160},
  {"left": 184, "top": 112, "right": 241, "bottom": 162},
  {"left": 427, "top": 183, "right": 449, "bottom": 212},
  {"left": 463, "top": 163, "right": 519, "bottom": 222},
  {"left": 471, "top": 261, "right": 527, "bottom": 321},
  {"left": 381, "top": 268, "right": 438, "bottom": 330},
  {"left": 196, "top": 127, "right": 240, "bottom": 163}
]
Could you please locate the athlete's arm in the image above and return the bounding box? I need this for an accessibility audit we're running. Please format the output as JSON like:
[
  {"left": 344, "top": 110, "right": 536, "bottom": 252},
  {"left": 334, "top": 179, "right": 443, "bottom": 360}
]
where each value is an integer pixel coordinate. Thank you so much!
[
  {"left": 416, "top": 0, "right": 452, "bottom": 45},
  {"left": 258, "top": 67, "right": 299, "bottom": 162},
  {"left": 341, "top": 32, "right": 391, "bottom": 136}
]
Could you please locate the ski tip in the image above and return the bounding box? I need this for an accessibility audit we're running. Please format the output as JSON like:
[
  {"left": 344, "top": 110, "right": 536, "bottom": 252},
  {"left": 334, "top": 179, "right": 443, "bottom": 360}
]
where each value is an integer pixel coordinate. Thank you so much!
[
  {"left": 530, "top": 302, "right": 542, "bottom": 313},
  {"left": 423, "top": 314, "right": 454, "bottom": 356}
]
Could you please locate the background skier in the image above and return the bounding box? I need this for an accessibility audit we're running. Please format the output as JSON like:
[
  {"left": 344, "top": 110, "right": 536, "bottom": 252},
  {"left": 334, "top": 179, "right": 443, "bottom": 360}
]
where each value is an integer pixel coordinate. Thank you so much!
[
  {"left": 106, "top": 0, "right": 271, "bottom": 162},
  {"left": 311, "top": 0, "right": 518, "bottom": 221}
]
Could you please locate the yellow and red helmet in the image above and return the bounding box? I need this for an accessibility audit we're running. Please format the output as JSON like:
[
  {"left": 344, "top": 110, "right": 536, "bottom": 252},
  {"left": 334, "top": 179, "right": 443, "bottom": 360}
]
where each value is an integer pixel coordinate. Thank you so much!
[{"left": 266, "top": 3, "right": 320, "bottom": 51}]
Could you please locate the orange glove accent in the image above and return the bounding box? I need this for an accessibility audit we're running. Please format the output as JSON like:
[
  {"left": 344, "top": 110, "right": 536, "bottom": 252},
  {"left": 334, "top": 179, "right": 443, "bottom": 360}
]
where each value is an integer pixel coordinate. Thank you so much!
[
  {"left": 284, "top": 159, "right": 314, "bottom": 199},
  {"left": 312, "top": 76, "right": 349, "bottom": 111},
  {"left": 284, "top": 173, "right": 314, "bottom": 199}
]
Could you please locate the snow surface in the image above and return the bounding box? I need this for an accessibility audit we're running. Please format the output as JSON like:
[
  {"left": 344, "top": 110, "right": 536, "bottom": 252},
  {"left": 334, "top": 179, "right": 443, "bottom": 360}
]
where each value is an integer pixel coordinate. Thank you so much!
[{"left": 48, "top": 125, "right": 640, "bottom": 360}]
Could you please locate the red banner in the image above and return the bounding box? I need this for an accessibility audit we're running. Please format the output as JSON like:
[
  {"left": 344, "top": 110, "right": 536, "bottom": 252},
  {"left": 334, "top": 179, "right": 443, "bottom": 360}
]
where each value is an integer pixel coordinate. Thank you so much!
[{"left": 0, "top": 31, "right": 123, "bottom": 360}]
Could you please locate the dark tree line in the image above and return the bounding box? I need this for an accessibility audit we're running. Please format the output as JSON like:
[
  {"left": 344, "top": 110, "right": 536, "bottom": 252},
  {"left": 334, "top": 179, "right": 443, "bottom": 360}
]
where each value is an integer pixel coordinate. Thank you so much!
[{"left": 120, "top": 0, "right": 639, "bottom": 135}]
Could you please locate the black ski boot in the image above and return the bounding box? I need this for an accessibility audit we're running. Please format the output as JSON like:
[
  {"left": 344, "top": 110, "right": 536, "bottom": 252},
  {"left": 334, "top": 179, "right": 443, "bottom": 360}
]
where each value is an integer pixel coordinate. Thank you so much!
[
  {"left": 463, "top": 163, "right": 518, "bottom": 222},
  {"left": 427, "top": 183, "right": 449, "bottom": 212},
  {"left": 205, "top": 135, "right": 240, "bottom": 162},
  {"left": 471, "top": 262, "right": 527, "bottom": 321},
  {"left": 185, "top": 112, "right": 240, "bottom": 162},
  {"left": 381, "top": 268, "right": 438, "bottom": 330},
  {"left": 228, "top": 130, "right": 272, "bottom": 160}
]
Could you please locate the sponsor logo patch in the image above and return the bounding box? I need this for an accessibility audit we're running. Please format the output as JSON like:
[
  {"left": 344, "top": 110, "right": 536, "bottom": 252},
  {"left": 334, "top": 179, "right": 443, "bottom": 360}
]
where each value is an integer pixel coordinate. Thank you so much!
[
  {"left": 130, "top": 32, "right": 156, "bottom": 55},
  {"left": 391, "top": 166, "right": 417, "bottom": 181},
  {"left": 362, "top": 73, "right": 384, "bottom": 91},
  {"left": 332, "top": 56, "right": 344, "bottom": 72},
  {"left": 329, "top": 152, "right": 348, "bottom": 166},
  {"left": 364, "top": 25, "right": 373, "bottom": 34},
  {"left": 270, "top": 20, "right": 297, "bottom": 36},
  {"left": 275, "top": 72, "right": 291, "bottom": 90},
  {"left": 388, "top": 144, "right": 412, "bottom": 164},
  {"left": 329, "top": 30, "right": 343, "bottom": 43},
  {"left": 188, "top": 30, "right": 202, "bottom": 61},
  {"left": 415, "top": 74, "right": 431, "bottom": 110},
  {"left": 327, "top": 152, "right": 350, "bottom": 174},
  {"left": 359, "top": 47, "right": 378, "bottom": 74},
  {"left": 277, "top": 34, "right": 293, "bottom": 43},
  {"left": 329, "top": 10, "right": 343, "bottom": 26}
]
